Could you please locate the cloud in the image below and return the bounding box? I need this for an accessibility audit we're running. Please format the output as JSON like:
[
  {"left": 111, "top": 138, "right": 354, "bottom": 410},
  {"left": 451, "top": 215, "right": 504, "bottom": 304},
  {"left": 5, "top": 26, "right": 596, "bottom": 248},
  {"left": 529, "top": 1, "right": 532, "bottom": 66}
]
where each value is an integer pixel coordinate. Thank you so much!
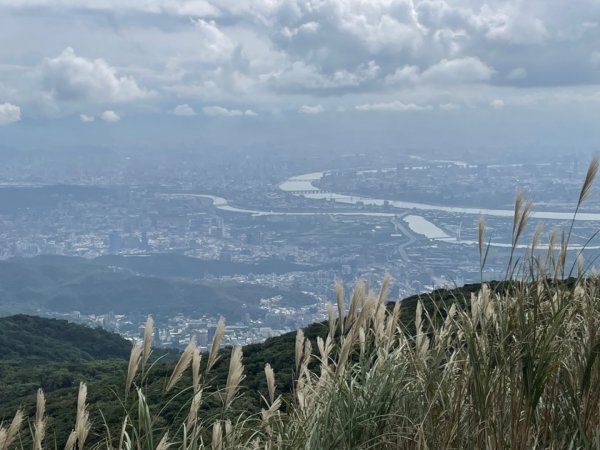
[
  {"left": 281, "top": 22, "right": 321, "bottom": 38},
  {"left": 101, "top": 110, "right": 120, "bottom": 122},
  {"left": 271, "top": 61, "right": 380, "bottom": 94},
  {"left": 298, "top": 104, "right": 324, "bottom": 114},
  {"left": 355, "top": 101, "right": 432, "bottom": 111},
  {"left": 385, "top": 58, "right": 495, "bottom": 86},
  {"left": 193, "top": 19, "right": 236, "bottom": 63},
  {"left": 385, "top": 66, "right": 420, "bottom": 85},
  {"left": 490, "top": 99, "right": 505, "bottom": 109},
  {"left": 80, "top": 114, "right": 95, "bottom": 122},
  {"left": 421, "top": 57, "right": 495, "bottom": 84},
  {"left": 0, "top": 0, "right": 219, "bottom": 16},
  {"left": 170, "top": 104, "right": 196, "bottom": 116},
  {"left": 0, "top": 102, "right": 20, "bottom": 125},
  {"left": 481, "top": 5, "right": 549, "bottom": 45},
  {"left": 202, "top": 106, "right": 257, "bottom": 117},
  {"left": 1, "top": 0, "right": 600, "bottom": 122},
  {"left": 439, "top": 102, "right": 461, "bottom": 110},
  {"left": 40, "top": 47, "right": 151, "bottom": 103},
  {"left": 506, "top": 68, "right": 527, "bottom": 80}
]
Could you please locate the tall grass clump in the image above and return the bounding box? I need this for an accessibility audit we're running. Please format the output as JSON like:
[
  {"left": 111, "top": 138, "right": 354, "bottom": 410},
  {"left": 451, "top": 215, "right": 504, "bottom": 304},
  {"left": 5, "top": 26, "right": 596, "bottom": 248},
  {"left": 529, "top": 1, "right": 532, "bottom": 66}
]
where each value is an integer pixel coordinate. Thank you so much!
[{"left": 5, "top": 158, "right": 600, "bottom": 449}]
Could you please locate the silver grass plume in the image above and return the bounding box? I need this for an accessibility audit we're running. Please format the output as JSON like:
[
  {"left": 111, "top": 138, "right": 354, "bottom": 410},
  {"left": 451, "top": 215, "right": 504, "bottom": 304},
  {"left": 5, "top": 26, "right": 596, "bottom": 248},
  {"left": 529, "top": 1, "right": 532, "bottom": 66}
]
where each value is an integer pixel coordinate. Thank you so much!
[
  {"left": 295, "top": 329, "right": 304, "bottom": 372},
  {"left": 0, "top": 410, "right": 24, "bottom": 450},
  {"left": 358, "top": 326, "right": 366, "bottom": 355},
  {"left": 347, "top": 280, "right": 365, "bottom": 329},
  {"left": 261, "top": 396, "right": 282, "bottom": 425},
  {"left": 155, "top": 432, "right": 171, "bottom": 450},
  {"left": 477, "top": 215, "right": 485, "bottom": 262},
  {"left": 578, "top": 157, "right": 599, "bottom": 206},
  {"left": 75, "top": 383, "right": 90, "bottom": 450},
  {"left": 335, "top": 281, "right": 345, "bottom": 334},
  {"left": 192, "top": 348, "right": 202, "bottom": 394},
  {"left": 301, "top": 338, "right": 312, "bottom": 372},
  {"left": 530, "top": 223, "right": 544, "bottom": 255},
  {"left": 64, "top": 431, "right": 77, "bottom": 450},
  {"left": 327, "top": 302, "right": 335, "bottom": 339},
  {"left": 211, "top": 421, "right": 222, "bottom": 450},
  {"left": 166, "top": 337, "right": 196, "bottom": 392},
  {"left": 33, "top": 389, "right": 46, "bottom": 450},
  {"left": 206, "top": 317, "right": 225, "bottom": 376},
  {"left": 142, "top": 315, "right": 154, "bottom": 369},
  {"left": 186, "top": 389, "right": 203, "bottom": 430},
  {"left": 264, "top": 363, "right": 276, "bottom": 405},
  {"left": 317, "top": 335, "right": 333, "bottom": 380},
  {"left": 415, "top": 300, "right": 429, "bottom": 358},
  {"left": 335, "top": 327, "right": 356, "bottom": 379},
  {"left": 385, "top": 300, "right": 401, "bottom": 346},
  {"left": 224, "top": 346, "right": 245, "bottom": 410},
  {"left": 377, "top": 274, "right": 391, "bottom": 305},
  {"left": 125, "top": 339, "right": 143, "bottom": 397}
]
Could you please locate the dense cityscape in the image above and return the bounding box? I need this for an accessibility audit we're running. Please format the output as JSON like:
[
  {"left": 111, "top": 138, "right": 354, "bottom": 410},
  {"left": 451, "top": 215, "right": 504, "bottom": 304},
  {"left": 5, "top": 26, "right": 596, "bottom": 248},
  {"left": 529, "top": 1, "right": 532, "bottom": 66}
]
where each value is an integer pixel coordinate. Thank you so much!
[{"left": 0, "top": 149, "right": 598, "bottom": 348}]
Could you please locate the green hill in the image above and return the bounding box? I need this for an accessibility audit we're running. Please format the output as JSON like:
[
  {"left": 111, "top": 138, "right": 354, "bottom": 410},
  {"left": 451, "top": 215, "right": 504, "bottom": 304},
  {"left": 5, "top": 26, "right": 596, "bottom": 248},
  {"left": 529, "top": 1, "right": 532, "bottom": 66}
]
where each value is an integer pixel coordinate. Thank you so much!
[
  {"left": 0, "top": 255, "right": 314, "bottom": 319},
  {"left": 95, "top": 253, "right": 322, "bottom": 278},
  {"left": 0, "top": 314, "right": 131, "bottom": 363},
  {"left": 0, "top": 282, "right": 481, "bottom": 444}
]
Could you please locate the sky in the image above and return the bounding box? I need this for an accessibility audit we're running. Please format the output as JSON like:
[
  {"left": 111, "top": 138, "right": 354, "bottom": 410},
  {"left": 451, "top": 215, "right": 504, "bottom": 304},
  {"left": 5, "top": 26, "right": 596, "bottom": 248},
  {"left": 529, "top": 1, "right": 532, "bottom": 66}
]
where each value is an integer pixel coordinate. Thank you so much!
[{"left": 0, "top": 0, "right": 599, "bottom": 156}]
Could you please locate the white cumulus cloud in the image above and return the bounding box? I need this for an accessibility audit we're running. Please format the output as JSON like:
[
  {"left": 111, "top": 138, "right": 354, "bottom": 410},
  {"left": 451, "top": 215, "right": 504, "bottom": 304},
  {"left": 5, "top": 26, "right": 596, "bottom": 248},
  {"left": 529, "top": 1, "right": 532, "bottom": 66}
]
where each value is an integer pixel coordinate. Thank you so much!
[
  {"left": 355, "top": 101, "right": 432, "bottom": 111},
  {"left": 0, "top": 102, "right": 20, "bottom": 125},
  {"left": 40, "top": 47, "right": 151, "bottom": 103},
  {"left": 490, "top": 99, "right": 505, "bottom": 109},
  {"left": 80, "top": 114, "right": 95, "bottom": 122},
  {"left": 101, "top": 110, "right": 120, "bottom": 122},
  {"left": 421, "top": 57, "right": 496, "bottom": 84},
  {"left": 298, "top": 104, "right": 324, "bottom": 114},
  {"left": 202, "top": 106, "right": 257, "bottom": 117},
  {"left": 170, "top": 104, "right": 196, "bottom": 116}
]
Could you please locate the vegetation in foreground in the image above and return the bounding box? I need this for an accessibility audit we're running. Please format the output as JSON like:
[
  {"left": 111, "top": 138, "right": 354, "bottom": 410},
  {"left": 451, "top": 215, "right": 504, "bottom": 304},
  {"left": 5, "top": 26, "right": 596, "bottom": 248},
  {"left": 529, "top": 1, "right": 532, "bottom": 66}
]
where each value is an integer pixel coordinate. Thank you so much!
[{"left": 2, "top": 159, "right": 600, "bottom": 449}]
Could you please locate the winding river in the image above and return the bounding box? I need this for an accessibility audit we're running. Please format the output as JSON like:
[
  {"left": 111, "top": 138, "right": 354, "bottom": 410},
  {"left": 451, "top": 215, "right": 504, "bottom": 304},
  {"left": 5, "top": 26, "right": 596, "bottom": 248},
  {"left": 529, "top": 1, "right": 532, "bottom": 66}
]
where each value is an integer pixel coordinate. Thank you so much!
[
  {"left": 279, "top": 171, "right": 600, "bottom": 222},
  {"left": 165, "top": 168, "right": 600, "bottom": 249}
]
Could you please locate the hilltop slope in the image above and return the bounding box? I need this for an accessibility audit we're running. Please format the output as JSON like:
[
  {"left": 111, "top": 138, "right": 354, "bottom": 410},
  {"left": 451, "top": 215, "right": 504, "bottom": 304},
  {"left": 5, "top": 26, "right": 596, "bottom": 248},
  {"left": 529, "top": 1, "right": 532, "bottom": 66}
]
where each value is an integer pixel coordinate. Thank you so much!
[
  {"left": 0, "top": 314, "right": 131, "bottom": 361},
  {"left": 0, "top": 281, "right": 484, "bottom": 444},
  {"left": 0, "top": 255, "right": 314, "bottom": 319}
]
